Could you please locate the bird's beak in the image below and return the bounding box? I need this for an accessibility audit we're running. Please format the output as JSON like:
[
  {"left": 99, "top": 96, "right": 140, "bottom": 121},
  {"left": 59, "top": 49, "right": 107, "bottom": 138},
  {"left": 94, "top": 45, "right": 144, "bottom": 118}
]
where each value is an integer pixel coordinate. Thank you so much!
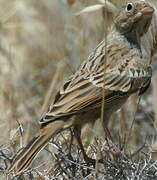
[{"left": 140, "top": 6, "right": 154, "bottom": 16}]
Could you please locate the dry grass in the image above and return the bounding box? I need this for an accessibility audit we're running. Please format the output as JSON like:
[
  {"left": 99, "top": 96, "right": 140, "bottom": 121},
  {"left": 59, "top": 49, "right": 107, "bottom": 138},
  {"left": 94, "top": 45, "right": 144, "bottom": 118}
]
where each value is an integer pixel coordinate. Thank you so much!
[{"left": 0, "top": 0, "right": 157, "bottom": 179}]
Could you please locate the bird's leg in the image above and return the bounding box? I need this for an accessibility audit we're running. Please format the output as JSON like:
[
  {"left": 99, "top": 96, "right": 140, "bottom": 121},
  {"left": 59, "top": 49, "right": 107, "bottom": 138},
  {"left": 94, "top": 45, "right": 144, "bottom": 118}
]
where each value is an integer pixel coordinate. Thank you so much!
[
  {"left": 103, "top": 117, "right": 122, "bottom": 160},
  {"left": 73, "top": 126, "right": 95, "bottom": 167},
  {"left": 68, "top": 128, "right": 74, "bottom": 155},
  {"left": 103, "top": 125, "right": 113, "bottom": 142},
  {"left": 103, "top": 115, "right": 113, "bottom": 142}
]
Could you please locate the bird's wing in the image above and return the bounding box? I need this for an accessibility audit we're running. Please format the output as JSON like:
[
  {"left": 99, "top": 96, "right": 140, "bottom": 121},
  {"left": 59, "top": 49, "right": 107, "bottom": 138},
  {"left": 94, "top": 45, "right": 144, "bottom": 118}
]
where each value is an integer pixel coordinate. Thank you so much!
[
  {"left": 92, "top": 58, "right": 152, "bottom": 93},
  {"left": 39, "top": 43, "right": 152, "bottom": 125},
  {"left": 40, "top": 69, "right": 103, "bottom": 125},
  {"left": 89, "top": 42, "right": 152, "bottom": 94}
]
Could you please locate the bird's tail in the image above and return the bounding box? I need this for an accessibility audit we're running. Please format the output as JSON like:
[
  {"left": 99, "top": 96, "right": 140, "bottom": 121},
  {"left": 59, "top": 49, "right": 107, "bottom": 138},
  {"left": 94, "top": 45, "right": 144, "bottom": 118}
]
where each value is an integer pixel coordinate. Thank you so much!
[{"left": 7, "top": 120, "right": 66, "bottom": 175}]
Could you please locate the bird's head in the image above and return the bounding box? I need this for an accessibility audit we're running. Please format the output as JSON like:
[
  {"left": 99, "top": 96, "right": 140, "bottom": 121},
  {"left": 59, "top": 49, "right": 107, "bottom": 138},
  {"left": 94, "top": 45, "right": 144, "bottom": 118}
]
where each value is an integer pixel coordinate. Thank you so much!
[{"left": 114, "top": 0, "right": 154, "bottom": 36}]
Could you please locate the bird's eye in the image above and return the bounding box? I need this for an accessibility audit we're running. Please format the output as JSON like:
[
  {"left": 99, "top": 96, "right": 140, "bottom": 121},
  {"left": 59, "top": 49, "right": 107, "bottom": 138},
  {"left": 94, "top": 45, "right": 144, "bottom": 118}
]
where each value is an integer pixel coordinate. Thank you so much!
[{"left": 126, "top": 3, "right": 134, "bottom": 12}]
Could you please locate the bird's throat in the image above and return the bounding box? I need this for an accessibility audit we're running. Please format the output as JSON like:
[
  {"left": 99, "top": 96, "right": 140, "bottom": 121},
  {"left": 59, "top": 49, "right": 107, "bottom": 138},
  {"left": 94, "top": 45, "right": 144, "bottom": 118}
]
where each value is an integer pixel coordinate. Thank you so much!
[{"left": 123, "top": 29, "right": 141, "bottom": 53}]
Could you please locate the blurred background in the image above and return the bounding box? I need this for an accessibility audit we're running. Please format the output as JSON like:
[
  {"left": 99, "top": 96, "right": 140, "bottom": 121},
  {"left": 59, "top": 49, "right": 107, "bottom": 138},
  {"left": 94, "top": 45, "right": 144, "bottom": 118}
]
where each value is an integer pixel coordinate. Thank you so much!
[
  {"left": 0, "top": 0, "right": 116, "bottom": 148},
  {"left": 0, "top": 0, "right": 157, "bottom": 179}
]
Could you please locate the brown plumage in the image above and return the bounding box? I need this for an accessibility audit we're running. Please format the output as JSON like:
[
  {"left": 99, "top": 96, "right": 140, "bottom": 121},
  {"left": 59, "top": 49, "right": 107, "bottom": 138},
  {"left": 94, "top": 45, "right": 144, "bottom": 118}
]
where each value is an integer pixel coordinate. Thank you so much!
[{"left": 7, "top": 0, "right": 154, "bottom": 176}]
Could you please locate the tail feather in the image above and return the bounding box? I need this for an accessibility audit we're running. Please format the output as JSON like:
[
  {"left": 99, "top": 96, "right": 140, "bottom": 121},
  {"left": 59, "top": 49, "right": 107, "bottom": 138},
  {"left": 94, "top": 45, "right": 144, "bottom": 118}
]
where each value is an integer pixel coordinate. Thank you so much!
[{"left": 7, "top": 120, "right": 66, "bottom": 175}]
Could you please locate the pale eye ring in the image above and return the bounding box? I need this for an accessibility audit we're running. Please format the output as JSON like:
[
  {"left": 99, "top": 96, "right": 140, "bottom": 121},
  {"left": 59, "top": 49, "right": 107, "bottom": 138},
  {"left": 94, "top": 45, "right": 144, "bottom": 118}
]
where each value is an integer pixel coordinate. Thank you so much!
[{"left": 126, "top": 3, "right": 134, "bottom": 12}]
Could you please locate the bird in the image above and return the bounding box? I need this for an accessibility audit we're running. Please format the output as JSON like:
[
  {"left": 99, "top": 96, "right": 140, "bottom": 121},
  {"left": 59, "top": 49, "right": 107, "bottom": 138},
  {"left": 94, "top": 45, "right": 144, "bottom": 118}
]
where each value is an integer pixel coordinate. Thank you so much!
[{"left": 7, "top": 0, "right": 154, "bottom": 176}]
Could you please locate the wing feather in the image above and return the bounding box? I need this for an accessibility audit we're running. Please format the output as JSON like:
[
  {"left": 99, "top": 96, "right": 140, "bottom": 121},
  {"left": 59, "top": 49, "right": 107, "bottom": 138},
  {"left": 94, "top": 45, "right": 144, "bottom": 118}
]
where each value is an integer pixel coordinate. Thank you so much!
[{"left": 39, "top": 40, "right": 152, "bottom": 125}]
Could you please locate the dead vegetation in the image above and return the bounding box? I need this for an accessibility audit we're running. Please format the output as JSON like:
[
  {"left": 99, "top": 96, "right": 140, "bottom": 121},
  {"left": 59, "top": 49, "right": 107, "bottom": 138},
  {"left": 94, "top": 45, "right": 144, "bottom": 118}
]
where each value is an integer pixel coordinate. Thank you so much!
[{"left": 0, "top": 0, "right": 157, "bottom": 179}]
